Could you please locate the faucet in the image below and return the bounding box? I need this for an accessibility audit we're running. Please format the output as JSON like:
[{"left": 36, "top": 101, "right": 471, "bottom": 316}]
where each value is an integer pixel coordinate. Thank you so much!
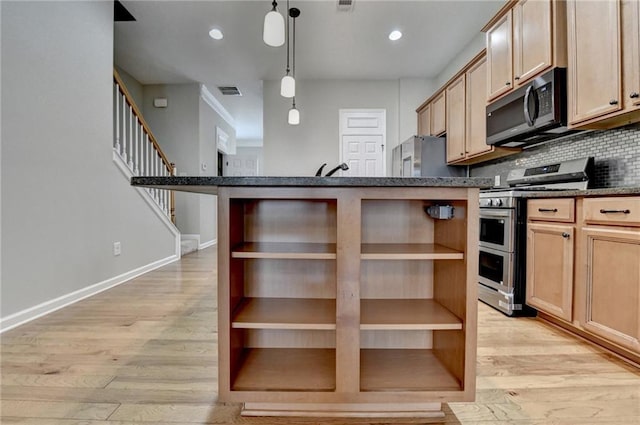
[
  {"left": 325, "top": 163, "right": 349, "bottom": 177},
  {"left": 315, "top": 163, "right": 327, "bottom": 176}
]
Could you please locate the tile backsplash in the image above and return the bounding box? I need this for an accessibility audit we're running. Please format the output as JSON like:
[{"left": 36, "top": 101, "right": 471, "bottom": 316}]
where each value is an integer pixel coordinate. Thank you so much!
[{"left": 470, "top": 123, "right": 640, "bottom": 188}]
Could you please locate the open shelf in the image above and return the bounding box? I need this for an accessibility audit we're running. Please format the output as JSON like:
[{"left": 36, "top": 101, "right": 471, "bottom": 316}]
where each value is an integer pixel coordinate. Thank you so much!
[
  {"left": 360, "top": 349, "right": 461, "bottom": 392},
  {"left": 360, "top": 299, "right": 462, "bottom": 330},
  {"left": 232, "top": 348, "right": 336, "bottom": 392},
  {"left": 360, "top": 243, "right": 464, "bottom": 260},
  {"left": 232, "top": 242, "right": 337, "bottom": 260},
  {"left": 232, "top": 298, "right": 336, "bottom": 330}
]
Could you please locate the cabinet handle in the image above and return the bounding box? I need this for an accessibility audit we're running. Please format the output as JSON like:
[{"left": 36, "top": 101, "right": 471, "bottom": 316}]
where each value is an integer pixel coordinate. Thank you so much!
[
  {"left": 538, "top": 208, "right": 558, "bottom": 212},
  {"left": 600, "top": 209, "right": 631, "bottom": 214},
  {"left": 562, "top": 232, "right": 570, "bottom": 239},
  {"left": 609, "top": 99, "right": 619, "bottom": 105},
  {"left": 514, "top": 76, "right": 520, "bottom": 80},
  {"left": 506, "top": 81, "right": 511, "bottom": 86},
  {"left": 630, "top": 92, "right": 640, "bottom": 99}
]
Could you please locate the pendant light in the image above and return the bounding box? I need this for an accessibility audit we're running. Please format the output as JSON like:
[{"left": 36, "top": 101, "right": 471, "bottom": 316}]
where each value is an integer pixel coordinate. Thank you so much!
[
  {"left": 288, "top": 98, "right": 300, "bottom": 125},
  {"left": 280, "top": 0, "right": 295, "bottom": 97},
  {"left": 287, "top": 8, "right": 301, "bottom": 125},
  {"left": 263, "top": 0, "right": 285, "bottom": 47}
]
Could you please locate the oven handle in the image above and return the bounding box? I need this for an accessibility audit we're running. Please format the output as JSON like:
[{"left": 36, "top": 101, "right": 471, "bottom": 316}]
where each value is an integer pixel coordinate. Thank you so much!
[{"left": 479, "top": 209, "right": 514, "bottom": 219}]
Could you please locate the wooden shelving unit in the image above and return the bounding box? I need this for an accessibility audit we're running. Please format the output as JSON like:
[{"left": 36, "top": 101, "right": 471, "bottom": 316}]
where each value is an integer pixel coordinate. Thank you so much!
[{"left": 218, "top": 188, "right": 478, "bottom": 417}]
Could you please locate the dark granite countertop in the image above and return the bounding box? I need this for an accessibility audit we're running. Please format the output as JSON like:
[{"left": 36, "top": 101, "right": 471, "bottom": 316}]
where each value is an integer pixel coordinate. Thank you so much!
[
  {"left": 131, "top": 176, "right": 493, "bottom": 195},
  {"left": 521, "top": 187, "right": 640, "bottom": 198}
]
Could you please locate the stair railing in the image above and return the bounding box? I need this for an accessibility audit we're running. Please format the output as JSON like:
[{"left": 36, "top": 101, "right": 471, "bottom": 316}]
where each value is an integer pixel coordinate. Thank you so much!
[{"left": 113, "top": 70, "right": 175, "bottom": 224}]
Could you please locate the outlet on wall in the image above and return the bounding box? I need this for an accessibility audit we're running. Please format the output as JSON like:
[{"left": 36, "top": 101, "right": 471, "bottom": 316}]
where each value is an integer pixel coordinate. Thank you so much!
[
  {"left": 113, "top": 241, "right": 121, "bottom": 256},
  {"left": 494, "top": 175, "right": 501, "bottom": 187}
]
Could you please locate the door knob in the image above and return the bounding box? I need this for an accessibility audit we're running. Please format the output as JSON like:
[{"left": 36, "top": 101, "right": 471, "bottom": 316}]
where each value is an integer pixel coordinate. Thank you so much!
[{"left": 562, "top": 232, "right": 570, "bottom": 239}]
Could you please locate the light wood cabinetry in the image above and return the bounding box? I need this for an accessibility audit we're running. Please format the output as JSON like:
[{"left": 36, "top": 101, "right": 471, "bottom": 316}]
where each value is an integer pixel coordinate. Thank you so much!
[
  {"left": 217, "top": 186, "right": 478, "bottom": 417},
  {"left": 446, "top": 75, "right": 466, "bottom": 162},
  {"left": 567, "top": 0, "right": 640, "bottom": 129},
  {"left": 484, "top": 0, "right": 566, "bottom": 102},
  {"left": 430, "top": 91, "right": 446, "bottom": 136},
  {"left": 526, "top": 199, "right": 575, "bottom": 322},
  {"left": 417, "top": 104, "right": 431, "bottom": 136},
  {"left": 443, "top": 53, "right": 519, "bottom": 165},
  {"left": 531, "top": 195, "right": 640, "bottom": 365},
  {"left": 486, "top": 12, "right": 513, "bottom": 101},
  {"left": 577, "top": 197, "right": 640, "bottom": 354}
]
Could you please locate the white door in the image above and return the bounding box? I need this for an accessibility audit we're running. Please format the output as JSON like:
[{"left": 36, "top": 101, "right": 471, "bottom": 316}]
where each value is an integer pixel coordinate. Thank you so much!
[
  {"left": 339, "top": 109, "right": 386, "bottom": 177},
  {"left": 224, "top": 154, "right": 259, "bottom": 176}
]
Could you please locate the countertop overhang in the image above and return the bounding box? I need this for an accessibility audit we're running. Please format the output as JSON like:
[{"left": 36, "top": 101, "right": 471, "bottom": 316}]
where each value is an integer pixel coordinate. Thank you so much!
[{"left": 131, "top": 176, "right": 494, "bottom": 195}]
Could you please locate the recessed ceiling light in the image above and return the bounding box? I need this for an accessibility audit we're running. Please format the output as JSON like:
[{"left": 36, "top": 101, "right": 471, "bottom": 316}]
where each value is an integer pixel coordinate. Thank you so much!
[
  {"left": 389, "top": 30, "right": 402, "bottom": 41},
  {"left": 209, "top": 28, "right": 223, "bottom": 40}
]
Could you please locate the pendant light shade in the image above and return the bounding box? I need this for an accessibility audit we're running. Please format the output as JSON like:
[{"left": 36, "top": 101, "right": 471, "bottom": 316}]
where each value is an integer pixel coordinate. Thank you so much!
[
  {"left": 280, "top": 75, "right": 295, "bottom": 98},
  {"left": 288, "top": 100, "right": 300, "bottom": 125},
  {"left": 263, "top": 1, "right": 285, "bottom": 47}
]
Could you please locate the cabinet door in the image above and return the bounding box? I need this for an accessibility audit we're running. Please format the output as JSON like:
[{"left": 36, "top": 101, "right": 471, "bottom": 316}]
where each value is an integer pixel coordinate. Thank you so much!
[
  {"left": 526, "top": 223, "right": 574, "bottom": 321},
  {"left": 567, "top": 0, "right": 622, "bottom": 125},
  {"left": 622, "top": 0, "right": 640, "bottom": 109},
  {"left": 431, "top": 92, "right": 446, "bottom": 136},
  {"left": 582, "top": 227, "right": 640, "bottom": 353},
  {"left": 446, "top": 75, "right": 466, "bottom": 163},
  {"left": 466, "top": 56, "right": 491, "bottom": 158},
  {"left": 487, "top": 12, "right": 513, "bottom": 101},
  {"left": 418, "top": 105, "right": 431, "bottom": 136},
  {"left": 513, "top": 0, "right": 552, "bottom": 86}
]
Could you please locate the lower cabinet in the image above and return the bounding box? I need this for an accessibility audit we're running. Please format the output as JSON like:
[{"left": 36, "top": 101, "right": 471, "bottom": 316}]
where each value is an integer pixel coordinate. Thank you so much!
[
  {"left": 528, "top": 195, "right": 640, "bottom": 363},
  {"left": 526, "top": 222, "right": 575, "bottom": 321}
]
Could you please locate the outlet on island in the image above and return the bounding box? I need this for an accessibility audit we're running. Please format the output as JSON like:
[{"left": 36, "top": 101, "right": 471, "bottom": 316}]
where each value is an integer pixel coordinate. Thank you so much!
[{"left": 113, "top": 241, "right": 121, "bottom": 256}]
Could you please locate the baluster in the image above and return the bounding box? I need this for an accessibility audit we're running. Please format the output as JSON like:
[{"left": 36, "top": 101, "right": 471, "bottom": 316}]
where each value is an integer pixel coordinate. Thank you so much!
[
  {"left": 114, "top": 84, "right": 121, "bottom": 154},
  {"left": 120, "top": 93, "right": 127, "bottom": 162},
  {"left": 133, "top": 119, "right": 141, "bottom": 176},
  {"left": 128, "top": 105, "right": 134, "bottom": 169}
]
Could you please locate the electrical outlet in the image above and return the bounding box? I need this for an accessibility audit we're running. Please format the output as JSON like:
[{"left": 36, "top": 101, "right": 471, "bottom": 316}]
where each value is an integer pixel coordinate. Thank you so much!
[
  {"left": 113, "top": 242, "right": 121, "bottom": 256},
  {"left": 494, "top": 175, "right": 501, "bottom": 187}
]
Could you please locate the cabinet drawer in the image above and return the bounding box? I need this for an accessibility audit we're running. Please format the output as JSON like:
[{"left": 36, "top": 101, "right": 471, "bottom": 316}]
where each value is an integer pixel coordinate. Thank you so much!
[
  {"left": 528, "top": 199, "right": 575, "bottom": 222},
  {"left": 583, "top": 197, "right": 640, "bottom": 227}
]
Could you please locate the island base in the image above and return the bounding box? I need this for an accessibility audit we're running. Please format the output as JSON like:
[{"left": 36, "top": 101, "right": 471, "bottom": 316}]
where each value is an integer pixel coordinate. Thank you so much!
[{"left": 241, "top": 402, "right": 445, "bottom": 419}]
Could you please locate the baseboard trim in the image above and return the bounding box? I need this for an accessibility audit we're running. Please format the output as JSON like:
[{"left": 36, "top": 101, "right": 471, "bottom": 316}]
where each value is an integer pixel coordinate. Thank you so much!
[
  {"left": 0, "top": 254, "right": 179, "bottom": 334},
  {"left": 199, "top": 239, "right": 217, "bottom": 249}
]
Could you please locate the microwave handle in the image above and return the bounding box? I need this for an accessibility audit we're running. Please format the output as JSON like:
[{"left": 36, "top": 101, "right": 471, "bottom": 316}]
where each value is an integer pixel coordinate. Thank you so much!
[{"left": 524, "top": 85, "right": 539, "bottom": 127}]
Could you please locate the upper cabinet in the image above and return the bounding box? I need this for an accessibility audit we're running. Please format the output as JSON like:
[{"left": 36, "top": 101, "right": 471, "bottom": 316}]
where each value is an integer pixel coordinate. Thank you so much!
[
  {"left": 486, "top": 12, "right": 513, "bottom": 101},
  {"left": 485, "top": 0, "right": 566, "bottom": 103},
  {"left": 431, "top": 91, "right": 447, "bottom": 136},
  {"left": 446, "top": 75, "right": 467, "bottom": 162},
  {"left": 417, "top": 104, "right": 431, "bottom": 136},
  {"left": 567, "top": 0, "right": 640, "bottom": 129}
]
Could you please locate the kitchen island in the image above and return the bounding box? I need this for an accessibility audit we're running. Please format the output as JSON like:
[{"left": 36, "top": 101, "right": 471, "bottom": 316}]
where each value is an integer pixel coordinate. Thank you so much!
[{"left": 132, "top": 176, "right": 491, "bottom": 419}]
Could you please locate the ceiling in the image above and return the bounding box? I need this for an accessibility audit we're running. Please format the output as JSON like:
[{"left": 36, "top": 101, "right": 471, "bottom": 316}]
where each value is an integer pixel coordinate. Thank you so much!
[{"left": 114, "top": 0, "right": 504, "bottom": 141}]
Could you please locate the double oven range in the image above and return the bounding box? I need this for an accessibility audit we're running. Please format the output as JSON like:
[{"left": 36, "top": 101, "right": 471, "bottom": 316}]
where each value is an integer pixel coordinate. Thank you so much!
[{"left": 478, "top": 157, "right": 594, "bottom": 316}]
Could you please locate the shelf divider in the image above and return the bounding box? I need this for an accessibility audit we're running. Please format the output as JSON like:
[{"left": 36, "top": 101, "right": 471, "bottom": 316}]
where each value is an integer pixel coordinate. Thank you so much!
[
  {"left": 232, "top": 242, "right": 337, "bottom": 259},
  {"left": 232, "top": 298, "right": 336, "bottom": 330},
  {"left": 361, "top": 299, "right": 462, "bottom": 330},
  {"left": 360, "top": 243, "right": 464, "bottom": 260}
]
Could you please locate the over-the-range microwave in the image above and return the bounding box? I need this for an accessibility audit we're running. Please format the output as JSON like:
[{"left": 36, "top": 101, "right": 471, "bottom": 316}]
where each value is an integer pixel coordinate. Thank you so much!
[{"left": 486, "top": 68, "right": 580, "bottom": 148}]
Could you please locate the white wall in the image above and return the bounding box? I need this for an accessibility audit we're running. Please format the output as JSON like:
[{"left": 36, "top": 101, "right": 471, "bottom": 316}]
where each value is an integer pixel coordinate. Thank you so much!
[
  {"left": 264, "top": 80, "right": 399, "bottom": 176},
  {"left": 399, "top": 78, "right": 437, "bottom": 140},
  {"left": 1, "top": 1, "right": 177, "bottom": 320},
  {"left": 433, "top": 32, "right": 486, "bottom": 93},
  {"left": 142, "top": 84, "right": 201, "bottom": 235},
  {"left": 115, "top": 66, "right": 144, "bottom": 108}
]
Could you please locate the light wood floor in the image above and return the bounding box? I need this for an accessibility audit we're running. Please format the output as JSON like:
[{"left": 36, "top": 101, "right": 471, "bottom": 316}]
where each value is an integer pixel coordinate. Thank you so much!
[{"left": 1, "top": 246, "right": 639, "bottom": 424}]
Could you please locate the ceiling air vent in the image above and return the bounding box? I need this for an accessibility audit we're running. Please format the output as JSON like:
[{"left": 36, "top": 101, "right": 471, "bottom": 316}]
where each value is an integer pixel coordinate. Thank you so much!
[
  {"left": 337, "top": 0, "right": 354, "bottom": 12},
  {"left": 217, "top": 86, "right": 242, "bottom": 96}
]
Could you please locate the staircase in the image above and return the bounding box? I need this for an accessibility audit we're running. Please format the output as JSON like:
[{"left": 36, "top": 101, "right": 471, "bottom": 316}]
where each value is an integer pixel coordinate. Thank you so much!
[{"left": 112, "top": 70, "right": 179, "bottom": 236}]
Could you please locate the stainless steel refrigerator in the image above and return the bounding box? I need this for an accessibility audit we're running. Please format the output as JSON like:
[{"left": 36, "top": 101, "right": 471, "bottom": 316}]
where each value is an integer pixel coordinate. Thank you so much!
[{"left": 391, "top": 136, "right": 465, "bottom": 177}]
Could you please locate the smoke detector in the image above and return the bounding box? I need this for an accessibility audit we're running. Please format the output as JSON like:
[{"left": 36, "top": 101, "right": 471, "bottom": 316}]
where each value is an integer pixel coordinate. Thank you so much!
[
  {"left": 337, "top": 0, "right": 354, "bottom": 12},
  {"left": 217, "top": 86, "right": 242, "bottom": 96}
]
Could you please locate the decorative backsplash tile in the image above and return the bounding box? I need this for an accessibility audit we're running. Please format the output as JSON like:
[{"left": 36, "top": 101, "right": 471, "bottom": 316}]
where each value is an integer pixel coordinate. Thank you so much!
[{"left": 470, "top": 123, "right": 640, "bottom": 188}]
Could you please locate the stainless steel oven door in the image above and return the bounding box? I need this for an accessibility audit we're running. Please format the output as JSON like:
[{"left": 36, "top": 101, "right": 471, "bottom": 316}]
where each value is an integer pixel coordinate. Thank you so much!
[
  {"left": 478, "top": 245, "right": 513, "bottom": 292},
  {"left": 479, "top": 208, "right": 514, "bottom": 252}
]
